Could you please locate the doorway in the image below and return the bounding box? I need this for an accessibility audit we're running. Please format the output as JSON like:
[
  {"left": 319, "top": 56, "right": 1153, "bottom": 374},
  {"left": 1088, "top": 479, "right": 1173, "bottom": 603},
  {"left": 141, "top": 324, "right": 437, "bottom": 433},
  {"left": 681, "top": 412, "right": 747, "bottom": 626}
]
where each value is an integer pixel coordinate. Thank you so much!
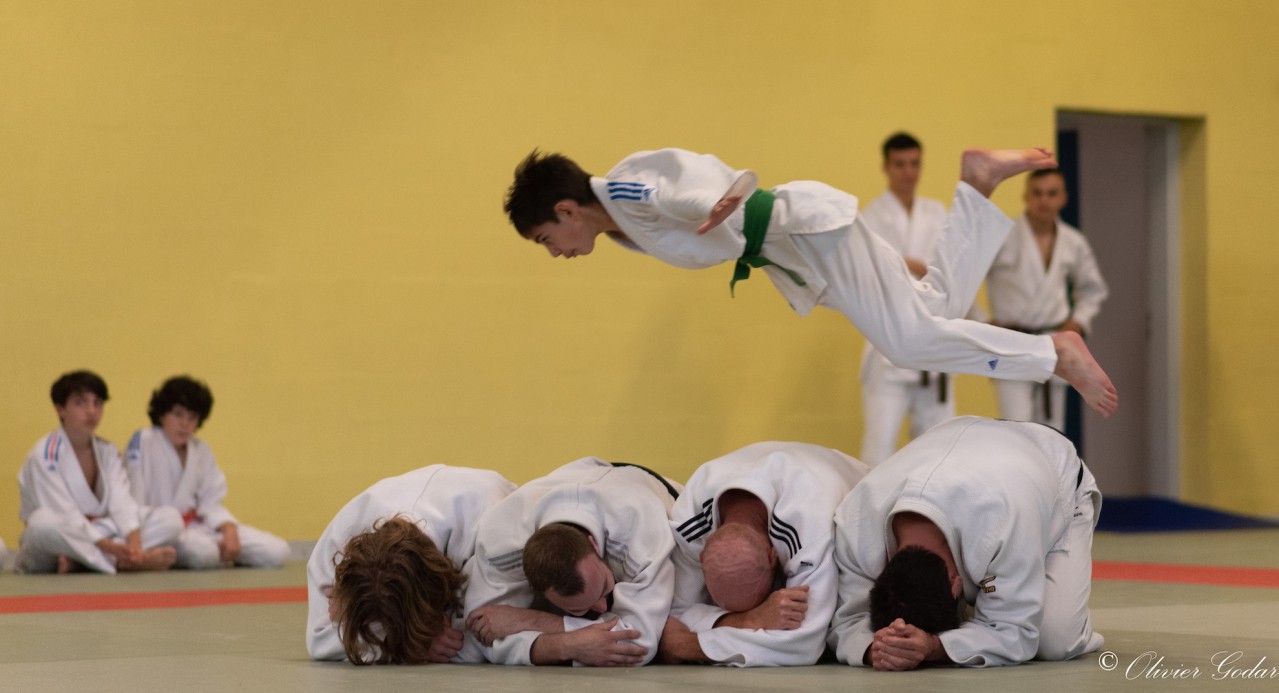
[{"left": 1055, "top": 111, "right": 1184, "bottom": 498}]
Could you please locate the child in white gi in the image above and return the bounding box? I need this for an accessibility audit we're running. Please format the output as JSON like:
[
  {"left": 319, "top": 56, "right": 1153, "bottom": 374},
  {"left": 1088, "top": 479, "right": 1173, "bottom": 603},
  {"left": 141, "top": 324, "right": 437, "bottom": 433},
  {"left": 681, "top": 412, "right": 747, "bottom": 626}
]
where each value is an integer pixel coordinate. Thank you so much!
[
  {"left": 462, "top": 458, "right": 678, "bottom": 667},
  {"left": 307, "top": 465, "right": 515, "bottom": 664},
  {"left": 17, "top": 370, "right": 182, "bottom": 574},
  {"left": 659, "top": 442, "right": 869, "bottom": 667},
  {"left": 126, "top": 375, "right": 290, "bottom": 569},
  {"left": 504, "top": 146, "right": 1117, "bottom": 419},
  {"left": 827, "top": 416, "right": 1104, "bottom": 669}
]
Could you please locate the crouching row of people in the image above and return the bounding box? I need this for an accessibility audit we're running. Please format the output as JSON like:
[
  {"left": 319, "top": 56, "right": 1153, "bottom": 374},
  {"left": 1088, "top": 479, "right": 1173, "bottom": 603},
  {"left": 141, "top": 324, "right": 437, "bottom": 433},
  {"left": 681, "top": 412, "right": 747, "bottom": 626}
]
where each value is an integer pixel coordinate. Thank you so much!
[
  {"left": 307, "top": 415, "right": 1103, "bottom": 670},
  {"left": 13, "top": 370, "right": 289, "bottom": 574}
]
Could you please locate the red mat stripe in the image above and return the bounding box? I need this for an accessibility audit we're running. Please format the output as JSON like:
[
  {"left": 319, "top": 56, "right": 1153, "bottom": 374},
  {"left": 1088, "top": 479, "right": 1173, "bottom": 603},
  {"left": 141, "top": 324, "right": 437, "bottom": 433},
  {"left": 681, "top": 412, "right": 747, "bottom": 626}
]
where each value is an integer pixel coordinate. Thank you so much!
[
  {"left": 3, "top": 562, "right": 1278, "bottom": 615},
  {"left": 1093, "top": 561, "right": 1279, "bottom": 588},
  {"left": 0, "top": 586, "right": 306, "bottom": 614}
]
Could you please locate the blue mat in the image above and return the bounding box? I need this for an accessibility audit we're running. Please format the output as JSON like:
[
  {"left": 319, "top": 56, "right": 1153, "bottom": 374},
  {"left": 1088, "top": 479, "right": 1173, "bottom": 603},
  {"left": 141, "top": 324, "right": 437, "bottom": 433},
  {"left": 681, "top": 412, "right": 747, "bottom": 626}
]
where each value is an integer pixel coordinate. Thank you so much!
[{"left": 1097, "top": 497, "right": 1279, "bottom": 532}]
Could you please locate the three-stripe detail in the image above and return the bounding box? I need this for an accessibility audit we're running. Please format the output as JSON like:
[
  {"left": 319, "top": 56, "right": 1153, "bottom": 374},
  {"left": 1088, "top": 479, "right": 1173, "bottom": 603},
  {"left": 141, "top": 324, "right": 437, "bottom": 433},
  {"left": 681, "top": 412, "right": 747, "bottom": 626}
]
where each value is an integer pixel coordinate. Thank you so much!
[{"left": 607, "top": 181, "right": 653, "bottom": 202}]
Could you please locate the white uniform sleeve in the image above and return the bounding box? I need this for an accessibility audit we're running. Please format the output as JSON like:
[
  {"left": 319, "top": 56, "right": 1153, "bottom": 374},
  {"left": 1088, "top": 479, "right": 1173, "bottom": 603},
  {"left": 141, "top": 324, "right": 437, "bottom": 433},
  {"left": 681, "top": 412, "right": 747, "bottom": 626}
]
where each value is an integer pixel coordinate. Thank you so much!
[
  {"left": 461, "top": 553, "right": 541, "bottom": 665},
  {"left": 101, "top": 444, "right": 141, "bottom": 537},
  {"left": 562, "top": 551, "right": 675, "bottom": 665},
  {"left": 826, "top": 512, "right": 880, "bottom": 666},
  {"left": 669, "top": 541, "right": 726, "bottom": 631},
  {"left": 195, "top": 446, "right": 237, "bottom": 529},
  {"left": 1066, "top": 234, "right": 1108, "bottom": 333},
  {"left": 305, "top": 529, "right": 346, "bottom": 661},
  {"left": 645, "top": 150, "right": 756, "bottom": 225},
  {"left": 698, "top": 537, "right": 838, "bottom": 666},
  {"left": 938, "top": 506, "right": 1047, "bottom": 667}
]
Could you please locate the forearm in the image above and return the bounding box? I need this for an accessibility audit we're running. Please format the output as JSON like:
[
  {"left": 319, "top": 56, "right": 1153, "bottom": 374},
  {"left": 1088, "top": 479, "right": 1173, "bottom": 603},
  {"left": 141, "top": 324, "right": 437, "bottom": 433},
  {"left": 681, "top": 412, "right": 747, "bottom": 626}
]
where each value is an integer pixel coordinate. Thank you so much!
[
  {"left": 529, "top": 631, "right": 574, "bottom": 665},
  {"left": 663, "top": 628, "right": 711, "bottom": 664}
]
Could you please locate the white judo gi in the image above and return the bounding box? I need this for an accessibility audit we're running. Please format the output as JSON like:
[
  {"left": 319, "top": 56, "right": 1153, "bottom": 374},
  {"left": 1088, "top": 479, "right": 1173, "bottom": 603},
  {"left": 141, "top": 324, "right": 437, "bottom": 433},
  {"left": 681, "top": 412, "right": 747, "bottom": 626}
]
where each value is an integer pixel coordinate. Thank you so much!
[
  {"left": 306, "top": 464, "right": 516, "bottom": 662},
  {"left": 827, "top": 416, "right": 1103, "bottom": 667},
  {"left": 125, "top": 427, "right": 290, "bottom": 569},
  {"left": 16, "top": 430, "right": 183, "bottom": 574},
  {"left": 594, "top": 149, "right": 1056, "bottom": 381},
  {"left": 857, "top": 191, "right": 955, "bottom": 465},
  {"left": 462, "top": 458, "right": 677, "bottom": 666},
  {"left": 670, "top": 442, "right": 869, "bottom": 666},
  {"left": 986, "top": 215, "right": 1108, "bottom": 430}
]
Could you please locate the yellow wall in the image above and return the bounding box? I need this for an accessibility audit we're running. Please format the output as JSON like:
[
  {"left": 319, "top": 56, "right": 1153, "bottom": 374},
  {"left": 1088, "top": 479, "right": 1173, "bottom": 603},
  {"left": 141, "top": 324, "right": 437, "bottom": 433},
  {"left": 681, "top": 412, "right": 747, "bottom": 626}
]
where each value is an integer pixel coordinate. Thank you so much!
[{"left": 3, "top": 0, "right": 1276, "bottom": 545}]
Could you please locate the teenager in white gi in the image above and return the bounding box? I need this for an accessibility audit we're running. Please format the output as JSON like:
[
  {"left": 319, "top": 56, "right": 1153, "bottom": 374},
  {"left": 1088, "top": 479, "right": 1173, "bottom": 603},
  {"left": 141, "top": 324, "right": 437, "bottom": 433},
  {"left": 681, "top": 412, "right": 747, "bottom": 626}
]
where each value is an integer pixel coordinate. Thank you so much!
[
  {"left": 858, "top": 133, "right": 956, "bottom": 464},
  {"left": 16, "top": 371, "right": 181, "bottom": 574},
  {"left": 126, "top": 376, "right": 290, "bottom": 569},
  {"left": 307, "top": 464, "right": 515, "bottom": 664},
  {"left": 462, "top": 458, "right": 677, "bottom": 667},
  {"left": 986, "top": 169, "right": 1109, "bottom": 431},
  {"left": 504, "top": 146, "right": 1117, "bottom": 419},
  {"left": 827, "top": 416, "right": 1103, "bottom": 670},
  {"left": 659, "top": 442, "right": 869, "bottom": 666}
]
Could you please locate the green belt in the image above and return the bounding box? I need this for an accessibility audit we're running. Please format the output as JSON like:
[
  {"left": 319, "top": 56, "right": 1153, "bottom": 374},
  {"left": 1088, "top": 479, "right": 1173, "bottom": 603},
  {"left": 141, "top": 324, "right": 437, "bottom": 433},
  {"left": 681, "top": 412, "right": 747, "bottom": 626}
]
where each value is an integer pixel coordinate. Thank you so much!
[{"left": 730, "top": 189, "right": 807, "bottom": 297}]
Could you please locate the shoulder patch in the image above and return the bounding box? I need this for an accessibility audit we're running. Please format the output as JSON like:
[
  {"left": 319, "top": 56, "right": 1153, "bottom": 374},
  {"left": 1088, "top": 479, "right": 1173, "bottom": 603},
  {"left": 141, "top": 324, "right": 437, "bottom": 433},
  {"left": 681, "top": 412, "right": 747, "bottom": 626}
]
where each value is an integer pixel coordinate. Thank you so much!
[
  {"left": 606, "top": 181, "right": 654, "bottom": 202},
  {"left": 43, "top": 433, "right": 61, "bottom": 463}
]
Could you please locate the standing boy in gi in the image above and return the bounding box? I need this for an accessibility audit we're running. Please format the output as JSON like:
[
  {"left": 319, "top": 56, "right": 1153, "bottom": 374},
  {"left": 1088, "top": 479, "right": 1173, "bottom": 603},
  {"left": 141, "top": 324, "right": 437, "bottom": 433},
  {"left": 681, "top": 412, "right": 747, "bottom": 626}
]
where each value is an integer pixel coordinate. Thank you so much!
[
  {"left": 985, "top": 169, "right": 1108, "bottom": 431},
  {"left": 858, "top": 132, "right": 956, "bottom": 464}
]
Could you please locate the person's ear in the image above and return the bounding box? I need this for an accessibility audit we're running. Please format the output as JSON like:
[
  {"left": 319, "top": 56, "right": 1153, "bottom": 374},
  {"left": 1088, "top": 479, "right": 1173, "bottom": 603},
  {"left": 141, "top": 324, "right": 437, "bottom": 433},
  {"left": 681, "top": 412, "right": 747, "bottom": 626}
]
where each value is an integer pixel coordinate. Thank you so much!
[{"left": 588, "top": 533, "right": 601, "bottom": 556}]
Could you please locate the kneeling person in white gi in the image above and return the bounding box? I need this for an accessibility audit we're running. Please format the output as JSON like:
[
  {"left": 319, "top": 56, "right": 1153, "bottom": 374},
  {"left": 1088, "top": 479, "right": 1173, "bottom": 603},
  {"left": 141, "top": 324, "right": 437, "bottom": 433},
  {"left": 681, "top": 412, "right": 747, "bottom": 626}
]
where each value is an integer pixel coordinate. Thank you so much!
[
  {"left": 17, "top": 370, "right": 182, "bottom": 574},
  {"left": 306, "top": 465, "right": 515, "bottom": 664},
  {"left": 463, "top": 459, "right": 678, "bottom": 667},
  {"left": 828, "top": 416, "right": 1103, "bottom": 670},
  {"left": 659, "top": 442, "right": 869, "bottom": 666},
  {"left": 126, "top": 375, "right": 290, "bottom": 569}
]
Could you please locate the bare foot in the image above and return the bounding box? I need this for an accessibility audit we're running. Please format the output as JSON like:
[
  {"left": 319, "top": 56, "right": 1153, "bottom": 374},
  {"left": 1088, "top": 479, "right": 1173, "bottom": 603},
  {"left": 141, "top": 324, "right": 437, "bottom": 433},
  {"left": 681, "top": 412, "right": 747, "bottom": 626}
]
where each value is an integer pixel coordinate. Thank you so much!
[
  {"left": 118, "top": 546, "right": 176, "bottom": 572},
  {"left": 56, "top": 554, "right": 86, "bottom": 574},
  {"left": 960, "top": 148, "right": 1058, "bottom": 197},
  {"left": 1051, "top": 331, "right": 1118, "bottom": 417}
]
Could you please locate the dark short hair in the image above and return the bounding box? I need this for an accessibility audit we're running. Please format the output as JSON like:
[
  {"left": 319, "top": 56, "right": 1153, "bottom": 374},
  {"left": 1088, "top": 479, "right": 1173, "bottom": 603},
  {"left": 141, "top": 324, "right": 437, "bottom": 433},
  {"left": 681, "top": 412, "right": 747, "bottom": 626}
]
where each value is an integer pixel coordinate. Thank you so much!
[
  {"left": 332, "top": 516, "right": 466, "bottom": 665},
  {"left": 869, "top": 546, "right": 961, "bottom": 633},
  {"left": 50, "top": 370, "right": 109, "bottom": 407},
  {"left": 1028, "top": 168, "right": 1066, "bottom": 184},
  {"left": 882, "top": 132, "right": 922, "bottom": 161},
  {"left": 503, "top": 150, "right": 598, "bottom": 235},
  {"left": 523, "top": 523, "right": 595, "bottom": 596},
  {"left": 147, "top": 375, "right": 214, "bottom": 427}
]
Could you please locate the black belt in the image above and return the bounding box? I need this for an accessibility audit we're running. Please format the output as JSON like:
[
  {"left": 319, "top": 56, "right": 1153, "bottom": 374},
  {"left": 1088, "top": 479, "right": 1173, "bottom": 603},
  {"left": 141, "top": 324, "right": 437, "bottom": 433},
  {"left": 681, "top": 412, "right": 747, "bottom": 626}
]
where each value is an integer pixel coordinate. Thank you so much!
[
  {"left": 611, "top": 462, "right": 680, "bottom": 500},
  {"left": 919, "top": 371, "right": 949, "bottom": 403},
  {"left": 1004, "top": 323, "right": 1064, "bottom": 419}
]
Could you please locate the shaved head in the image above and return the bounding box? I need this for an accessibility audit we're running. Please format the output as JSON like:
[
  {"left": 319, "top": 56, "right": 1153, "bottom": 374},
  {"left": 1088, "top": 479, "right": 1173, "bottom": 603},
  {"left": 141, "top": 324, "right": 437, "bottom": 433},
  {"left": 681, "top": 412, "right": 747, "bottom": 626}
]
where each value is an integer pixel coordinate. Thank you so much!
[{"left": 701, "top": 524, "right": 777, "bottom": 612}]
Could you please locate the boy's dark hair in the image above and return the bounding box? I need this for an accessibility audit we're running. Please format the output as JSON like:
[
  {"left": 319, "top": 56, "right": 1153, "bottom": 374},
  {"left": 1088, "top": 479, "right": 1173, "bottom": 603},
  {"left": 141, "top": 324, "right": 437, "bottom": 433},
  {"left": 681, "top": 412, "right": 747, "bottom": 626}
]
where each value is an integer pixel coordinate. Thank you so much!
[
  {"left": 148, "top": 375, "right": 214, "bottom": 427},
  {"left": 869, "top": 546, "right": 961, "bottom": 633},
  {"left": 882, "top": 132, "right": 923, "bottom": 161},
  {"left": 504, "top": 150, "right": 598, "bottom": 235},
  {"left": 522, "top": 523, "right": 595, "bottom": 596},
  {"left": 332, "top": 516, "right": 466, "bottom": 665},
  {"left": 50, "top": 370, "right": 109, "bottom": 407},
  {"left": 1028, "top": 167, "right": 1067, "bottom": 183}
]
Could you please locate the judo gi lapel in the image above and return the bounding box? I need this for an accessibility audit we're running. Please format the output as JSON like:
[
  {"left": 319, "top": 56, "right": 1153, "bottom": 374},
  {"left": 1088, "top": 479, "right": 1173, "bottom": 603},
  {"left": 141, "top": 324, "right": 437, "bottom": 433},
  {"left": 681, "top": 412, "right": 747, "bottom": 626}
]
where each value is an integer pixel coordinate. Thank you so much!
[{"left": 53, "top": 429, "right": 109, "bottom": 516}]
